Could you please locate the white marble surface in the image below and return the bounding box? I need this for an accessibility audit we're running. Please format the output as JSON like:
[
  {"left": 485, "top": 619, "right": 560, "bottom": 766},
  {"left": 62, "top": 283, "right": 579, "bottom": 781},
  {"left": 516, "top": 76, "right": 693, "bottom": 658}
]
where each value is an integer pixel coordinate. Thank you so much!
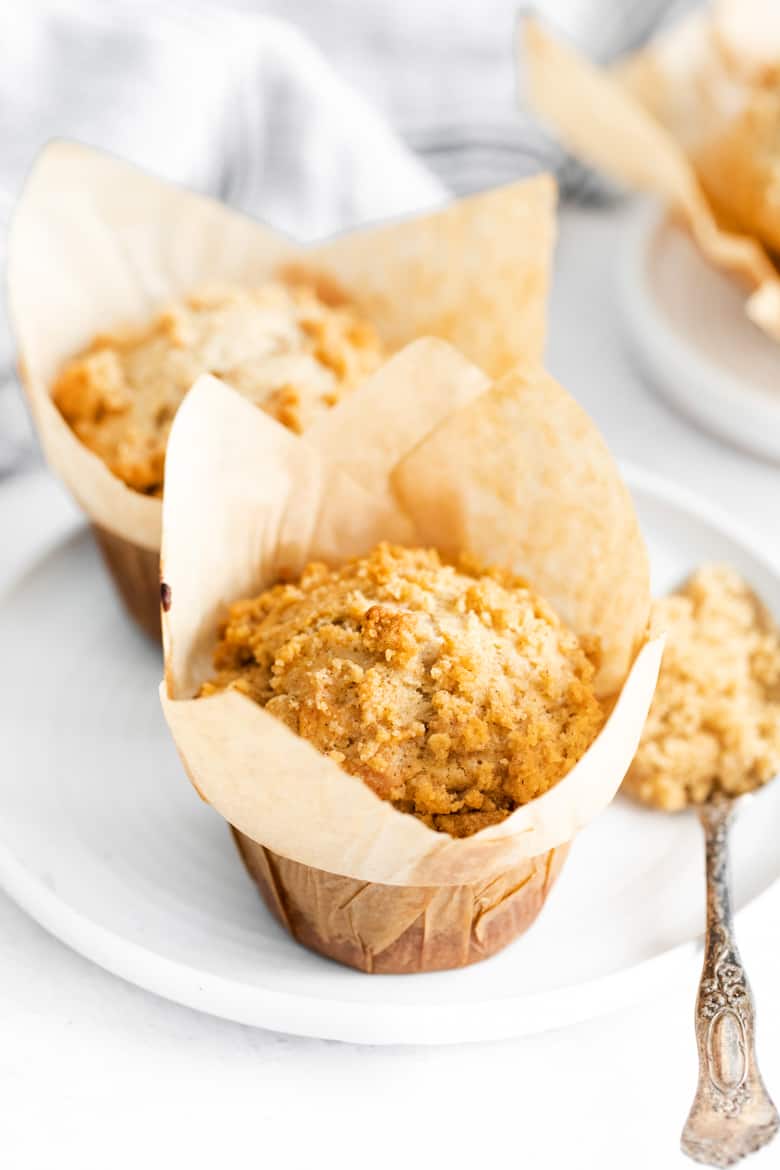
[{"left": 3, "top": 204, "right": 780, "bottom": 1170}]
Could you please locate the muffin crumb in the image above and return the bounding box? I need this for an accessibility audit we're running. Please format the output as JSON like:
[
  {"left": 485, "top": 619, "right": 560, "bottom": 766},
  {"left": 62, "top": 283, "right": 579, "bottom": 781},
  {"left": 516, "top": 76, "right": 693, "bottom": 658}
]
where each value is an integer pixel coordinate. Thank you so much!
[{"left": 625, "top": 564, "right": 780, "bottom": 811}]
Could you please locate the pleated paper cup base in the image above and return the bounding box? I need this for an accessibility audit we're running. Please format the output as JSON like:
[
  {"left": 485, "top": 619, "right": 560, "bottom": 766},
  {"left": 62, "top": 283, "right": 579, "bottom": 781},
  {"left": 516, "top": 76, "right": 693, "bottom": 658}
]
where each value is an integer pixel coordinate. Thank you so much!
[
  {"left": 91, "top": 526, "right": 161, "bottom": 639},
  {"left": 233, "top": 829, "right": 569, "bottom": 974}
]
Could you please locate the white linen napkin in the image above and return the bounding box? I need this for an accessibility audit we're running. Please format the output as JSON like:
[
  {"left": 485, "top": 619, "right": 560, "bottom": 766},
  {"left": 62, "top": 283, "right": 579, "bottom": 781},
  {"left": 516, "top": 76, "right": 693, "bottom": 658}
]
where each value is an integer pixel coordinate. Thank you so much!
[{"left": 0, "top": 0, "right": 446, "bottom": 476}]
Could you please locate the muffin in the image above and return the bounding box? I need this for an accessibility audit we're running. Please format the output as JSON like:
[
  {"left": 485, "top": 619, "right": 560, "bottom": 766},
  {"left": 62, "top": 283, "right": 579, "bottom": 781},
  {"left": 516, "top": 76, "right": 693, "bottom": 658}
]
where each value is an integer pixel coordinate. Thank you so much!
[
  {"left": 625, "top": 564, "right": 780, "bottom": 811},
  {"left": 8, "top": 141, "right": 556, "bottom": 639},
  {"left": 523, "top": 9, "right": 780, "bottom": 339},
  {"left": 159, "top": 342, "right": 662, "bottom": 973}
]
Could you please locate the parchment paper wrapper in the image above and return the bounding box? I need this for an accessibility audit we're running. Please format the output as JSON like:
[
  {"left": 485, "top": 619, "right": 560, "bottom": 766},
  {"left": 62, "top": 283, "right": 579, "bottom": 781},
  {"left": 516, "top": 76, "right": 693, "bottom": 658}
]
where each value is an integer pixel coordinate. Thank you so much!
[
  {"left": 158, "top": 339, "right": 663, "bottom": 973},
  {"left": 7, "top": 141, "right": 556, "bottom": 637},
  {"left": 522, "top": 5, "right": 780, "bottom": 340}
]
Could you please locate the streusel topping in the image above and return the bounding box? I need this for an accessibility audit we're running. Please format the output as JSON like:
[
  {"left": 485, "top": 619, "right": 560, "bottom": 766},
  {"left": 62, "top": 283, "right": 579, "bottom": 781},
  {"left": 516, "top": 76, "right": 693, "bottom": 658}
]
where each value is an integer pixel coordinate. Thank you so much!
[
  {"left": 53, "top": 281, "right": 385, "bottom": 495},
  {"left": 200, "top": 543, "right": 605, "bottom": 837}
]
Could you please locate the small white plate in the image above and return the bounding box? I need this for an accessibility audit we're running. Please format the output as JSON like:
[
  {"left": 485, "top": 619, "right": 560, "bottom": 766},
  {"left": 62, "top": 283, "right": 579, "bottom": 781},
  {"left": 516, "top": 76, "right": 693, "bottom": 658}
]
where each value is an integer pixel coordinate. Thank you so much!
[
  {"left": 620, "top": 205, "right": 780, "bottom": 463},
  {"left": 2, "top": 469, "right": 780, "bottom": 1045}
]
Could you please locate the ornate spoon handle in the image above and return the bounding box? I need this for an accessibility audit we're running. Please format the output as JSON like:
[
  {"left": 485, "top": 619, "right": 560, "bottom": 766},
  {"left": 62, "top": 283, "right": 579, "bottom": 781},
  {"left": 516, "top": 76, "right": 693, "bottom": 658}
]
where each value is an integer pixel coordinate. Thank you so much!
[{"left": 681, "top": 797, "right": 779, "bottom": 1167}]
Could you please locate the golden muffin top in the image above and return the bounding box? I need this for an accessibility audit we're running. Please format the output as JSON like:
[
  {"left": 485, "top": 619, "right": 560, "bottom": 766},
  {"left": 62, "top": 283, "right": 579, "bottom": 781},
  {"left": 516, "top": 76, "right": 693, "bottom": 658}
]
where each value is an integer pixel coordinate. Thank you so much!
[
  {"left": 52, "top": 281, "right": 385, "bottom": 496},
  {"left": 200, "top": 543, "right": 605, "bottom": 838},
  {"left": 625, "top": 564, "right": 780, "bottom": 811}
]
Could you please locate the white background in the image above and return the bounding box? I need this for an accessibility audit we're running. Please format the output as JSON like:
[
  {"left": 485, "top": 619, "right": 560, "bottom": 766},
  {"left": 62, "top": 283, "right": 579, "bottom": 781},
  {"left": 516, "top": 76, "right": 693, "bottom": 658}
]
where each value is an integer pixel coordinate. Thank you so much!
[{"left": 2, "top": 204, "right": 779, "bottom": 1169}]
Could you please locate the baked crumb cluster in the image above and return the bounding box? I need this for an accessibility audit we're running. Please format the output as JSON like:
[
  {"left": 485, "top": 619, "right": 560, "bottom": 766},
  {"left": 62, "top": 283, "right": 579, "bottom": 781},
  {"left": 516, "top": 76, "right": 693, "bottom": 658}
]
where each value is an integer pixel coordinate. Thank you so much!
[
  {"left": 200, "top": 543, "right": 605, "bottom": 838},
  {"left": 625, "top": 565, "right": 780, "bottom": 811},
  {"left": 52, "top": 281, "right": 385, "bottom": 496}
]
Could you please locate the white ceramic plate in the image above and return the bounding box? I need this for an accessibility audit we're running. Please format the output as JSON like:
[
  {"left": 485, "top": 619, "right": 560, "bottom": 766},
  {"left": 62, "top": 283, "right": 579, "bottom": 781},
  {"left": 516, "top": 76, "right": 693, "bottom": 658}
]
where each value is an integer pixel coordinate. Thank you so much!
[
  {"left": 620, "top": 205, "right": 780, "bottom": 463},
  {"left": 2, "top": 468, "right": 780, "bottom": 1045}
]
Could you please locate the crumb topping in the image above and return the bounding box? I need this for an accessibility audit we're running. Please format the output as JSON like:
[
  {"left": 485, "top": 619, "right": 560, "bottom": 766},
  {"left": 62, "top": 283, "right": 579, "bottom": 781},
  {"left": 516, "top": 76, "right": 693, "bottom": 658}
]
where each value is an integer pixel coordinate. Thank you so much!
[
  {"left": 625, "top": 564, "right": 780, "bottom": 811},
  {"left": 199, "top": 543, "right": 605, "bottom": 837},
  {"left": 52, "top": 281, "right": 385, "bottom": 496}
]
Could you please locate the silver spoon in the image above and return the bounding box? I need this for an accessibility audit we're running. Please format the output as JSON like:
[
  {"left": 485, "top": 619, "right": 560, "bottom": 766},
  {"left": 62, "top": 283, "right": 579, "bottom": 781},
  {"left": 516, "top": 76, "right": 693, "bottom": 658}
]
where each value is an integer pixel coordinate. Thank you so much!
[{"left": 681, "top": 793, "right": 779, "bottom": 1166}]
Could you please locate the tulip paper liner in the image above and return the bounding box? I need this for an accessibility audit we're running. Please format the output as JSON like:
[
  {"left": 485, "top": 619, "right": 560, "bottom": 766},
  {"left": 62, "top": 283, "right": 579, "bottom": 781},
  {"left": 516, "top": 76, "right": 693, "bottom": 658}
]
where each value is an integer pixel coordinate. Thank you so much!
[
  {"left": 522, "top": 10, "right": 780, "bottom": 340},
  {"left": 7, "top": 140, "right": 556, "bottom": 554},
  {"left": 159, "top": 339, "right": 662, "bottom": 890}
]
